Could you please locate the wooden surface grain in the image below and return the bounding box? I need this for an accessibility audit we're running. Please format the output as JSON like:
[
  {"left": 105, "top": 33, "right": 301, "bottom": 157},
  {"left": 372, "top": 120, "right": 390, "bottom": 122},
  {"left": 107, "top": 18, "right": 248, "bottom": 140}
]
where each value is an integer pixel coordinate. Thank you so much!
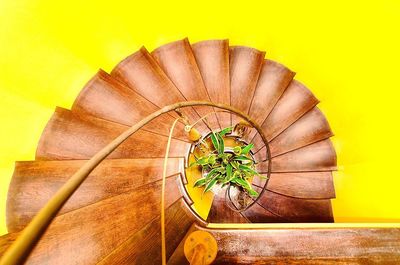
[
  {"left": 7, "top": 158, "right": 184, "bottom": 232},
  {"left": 255, "top": 139, "right": 337, "bottom": 173},
  {"left": 230, "top": 46, "right": 265, "bottom": 126},
  {"left": 252, "top": 171, "right": 335, "bottom": 199},
  {"left": 254, "top": 187, "right": 334, "bottom": 222},
  {"left": 245, "top": 59, "right": 295, "bottom": 142},
  {"left": 192, "top": 39, "right": 231, "bottom": 129},
  {"left": 269, "top": 106, "right": 333, "bottom": 156},
  {"left": 193, "top": 225, "right": 400, "bottom": 264},
  {"left": 167, "top": 224, "right": 197, "bottom": 265},
  {"left": 97, "top": 199, "right": 195, "bottom": 265},
  {"left": 36, "top": 107, "right": 190, "bottom": 160},
  {"left": 242, "top": 202, "right": 288, "bottom": 223},
  {"left": 253, "top": 107, "right": 333, "bottom": 156},
  {"left": 252, "top": 80, "right": 319, "bottom": 145},
  {"left": 207, "top": 189, "right": 249, "bottom": 224},
  {"left": 111, "top": 46, "right": 209, "bottom": 134},
  {"left": 72, "top": 69, "right": 187, "bottom": 141},
  {"left": 152, "top": 38, "right": 220, "bottom": 130},
  {"left": 3, "top": 176, "right": 181, "bottom": 264},
  {"left": 0, "top": 233, "right": 18, "bottom": 259}
]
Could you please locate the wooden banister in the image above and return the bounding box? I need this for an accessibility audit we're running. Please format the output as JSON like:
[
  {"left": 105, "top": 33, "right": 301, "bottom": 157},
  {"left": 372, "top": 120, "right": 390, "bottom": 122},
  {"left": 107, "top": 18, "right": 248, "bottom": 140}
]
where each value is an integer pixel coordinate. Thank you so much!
[{"left": 0, "top": 101, "right": 269, "bottom": 265}]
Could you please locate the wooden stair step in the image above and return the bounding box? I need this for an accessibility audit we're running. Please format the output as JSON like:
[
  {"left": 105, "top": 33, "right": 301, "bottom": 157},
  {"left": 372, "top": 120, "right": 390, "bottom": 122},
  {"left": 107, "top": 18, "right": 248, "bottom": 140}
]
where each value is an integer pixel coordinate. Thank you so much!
[
  {"left": 252, "top": 172, "right": 335, "bottom": 199},
  {"left": 191, "top": 225, "right": 400, "bottom": 264},
  {"left": 246, "top": 59, "right": 295, "bottom": 142},
  {"left": 192, "top": 39, "right": 231, "bottom": 129},
  {"left": 166, "top": 224, "right": 197, "bottom": 265},
  {"left": 241, "top": 202, "right": 288, "bottom": 223},
  {"left": 151, "top": 38, "right": 220, "bottom": 130},
  {"left": 0, "top": 233, "right": 18, "bottom": 260},
  {"left": 254, "top": 187, "right": 334, "bottom": 222},
  {"left": 72, "top": 69, "right": 187, "bottom": 141},
  {"left": 255, "top": 139, "right": 337, "bottom": 173},
  {"left": 229, "top": 46, "right": 265, "bottom": 125},
  {"left": 4, "top": 176, "right": 181, "bottom": 264},
  {"left": 36, "top": 107, "right": 190, "bottom": 160},
  {"left": 206, "top": 188, "right": 249, "bottom": 224},
  {"left": 207, "top": 199, "right": 249, "bottom": 224},
  {"left": 251, "top": 80, "right": 319, "bottom": 148},
  {"left": 7, "top": 158, "right": 184, "bottom": 232},
  {"left": 110, "top": 46, "right": 209, "bottom": 134},
  {"left": 97, "top": 199, "right": 195, "bottom": 265},
  {"left": 254, "top": 106, "right": 333, "bottom": 157}
]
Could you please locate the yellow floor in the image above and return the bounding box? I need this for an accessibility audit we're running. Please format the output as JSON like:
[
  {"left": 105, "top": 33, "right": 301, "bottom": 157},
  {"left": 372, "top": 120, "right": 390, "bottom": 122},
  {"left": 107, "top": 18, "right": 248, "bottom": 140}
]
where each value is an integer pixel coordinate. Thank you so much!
[{"left": 1, "top": 0, "right": 400, "bottom": 235}]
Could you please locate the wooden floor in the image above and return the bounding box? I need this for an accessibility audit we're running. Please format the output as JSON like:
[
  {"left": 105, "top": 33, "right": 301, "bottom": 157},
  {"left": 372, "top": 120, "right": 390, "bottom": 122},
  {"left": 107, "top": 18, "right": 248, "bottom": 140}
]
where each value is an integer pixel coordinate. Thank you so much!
[{"left": 169, "top": 224, "right": 400, "bottom": 264}]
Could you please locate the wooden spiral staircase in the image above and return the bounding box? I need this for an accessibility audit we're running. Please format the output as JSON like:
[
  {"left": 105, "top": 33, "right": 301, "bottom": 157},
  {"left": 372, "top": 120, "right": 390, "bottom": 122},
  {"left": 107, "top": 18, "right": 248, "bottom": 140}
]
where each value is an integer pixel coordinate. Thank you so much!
[{"left": 1, "top": 38, "right": 399, "bottom": 264}]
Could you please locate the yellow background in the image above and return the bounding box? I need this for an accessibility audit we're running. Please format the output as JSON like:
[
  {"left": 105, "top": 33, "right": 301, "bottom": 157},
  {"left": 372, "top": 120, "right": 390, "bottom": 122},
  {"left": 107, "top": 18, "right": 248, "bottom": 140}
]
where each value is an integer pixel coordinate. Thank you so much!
[{"left": 1, "top": 0, "right": 400, "bottom": 235}]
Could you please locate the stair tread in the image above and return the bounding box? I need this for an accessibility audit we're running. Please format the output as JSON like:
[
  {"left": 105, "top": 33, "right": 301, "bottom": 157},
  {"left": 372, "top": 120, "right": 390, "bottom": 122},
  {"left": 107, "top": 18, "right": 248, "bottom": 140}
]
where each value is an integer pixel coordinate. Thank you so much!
[
  {"left": 206, "top": 188, "right": 249, "bottom": 223},
  {"left": 254, "top": 187, "right": 334, "bottom": 222},
  {"left": 230, "top": 46, "right": 265, "bottom": 125},
  {"left": 242, "top": 202, "right": 288, "bottom": 223},
  {"left": 7, "top": 158, "right": 184, "bottom": 232},
  {"left": 36, "top": 107, "right": 190, "bottom": 160},
  {"left": 111, "top": 46, "right": 209, "bottom": 134},
  {"left": 72, "top": 69, "right": 187, "bottom": 141},
  {"left": 167, "top": 223, "right": 197, "bottom": 265},
  {"left": 7, "top": 176, "right": 181, "bottom": 264},
  {"left": 245, "top": 59, "right": 295, "bottom": 143},
  {"left": 192, "top": 39, "right": 231, "bottom": 129},
  {"left": 253, "top": 172, "right": 335, "bottom": 199},
  {"left": 97, "top": 199, "right": 194, "bottom": 265},
  {"left": 254, "top": 107, "right": 333, "bottom": 157},
  {"left": 252, "top": 80, "right": 319, "bottom": 147},
  {"left": 0, "top": 233, "right": 18, "bottom": 259},
  {"left": 151, "top": 38, "right": 220, "bottom": 130},
  {"left": 255, "top": 139, "right": 337, "bottom": 173}
]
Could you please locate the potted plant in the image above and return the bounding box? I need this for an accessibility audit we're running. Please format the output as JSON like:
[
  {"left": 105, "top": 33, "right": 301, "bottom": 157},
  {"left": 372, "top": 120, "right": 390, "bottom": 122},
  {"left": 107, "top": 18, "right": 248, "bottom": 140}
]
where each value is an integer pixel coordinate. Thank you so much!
[{"left": 190, "top": 127, "right": 265, "bottom": 202}]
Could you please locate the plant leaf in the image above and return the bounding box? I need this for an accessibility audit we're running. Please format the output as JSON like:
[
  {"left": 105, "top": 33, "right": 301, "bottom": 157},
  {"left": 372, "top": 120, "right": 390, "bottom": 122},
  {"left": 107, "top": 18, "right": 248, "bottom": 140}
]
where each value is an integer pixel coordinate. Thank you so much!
[
  {"left": 216, "top": 133, "right": 225, "bottom": 154},
  {"left": 203, "top": 176, "right": 219, "bottom": 195},
  {"left": 205, "top": 172, "right": 218, "bottom": 182},
  {"left": 207, "top": 155, "right": 217, "bottom": 165},
  {"left": 223, "top": 168, "right": 238, "bottom": 184},
  {"left": 210, "top": 132, "right": 219, "bottom": 152},
  {"left": 189, "top": 156, "right": 209, "bottom": 167},
  {"left": 206, "top": 167, "right": 223, "bottom": 179},
  {"left": 233, "top": 155, "right": 253, "bottom": 162},
  {"left": 233, "top": 146, "right": 241, "bottom": 155},
  {"left": 219, "top": 127, "right": 232, "bottom": 137},
  {"left": 242, "top": 170, "right": 252, "bottom": 179},
  {"left": 241, "top": 143, "right": 254, "bottom": 155},
  {"left": 189, "top": 161, "right": 198, "bottom": 167},
  {"left": 230, "top": 161, "right": 238, "bottom": 170},
  {"left": 226, "top": 163, "right": 232, "bottom": 180},
  {"left": 233, "top": 178, "right": 258, "bottom": 197},
  {"left": 247, "top": 188, "right": 259, "bottom": 197},
  {"left": 193, "top": 178, "right": 207, "bottom": 187},
  {"left": 239, "top": 164, "right": 260, "bottom": 176},
  {"left": 231, "top": 177, "right": 250, "bottom": 189}
]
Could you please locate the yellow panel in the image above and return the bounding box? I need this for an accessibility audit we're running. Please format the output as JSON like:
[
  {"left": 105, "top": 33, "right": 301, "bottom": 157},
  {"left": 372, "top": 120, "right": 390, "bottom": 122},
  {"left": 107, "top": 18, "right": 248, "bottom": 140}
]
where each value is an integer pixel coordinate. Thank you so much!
[{"left": 1, "top": 0, "right": 400, "bottom": 235}]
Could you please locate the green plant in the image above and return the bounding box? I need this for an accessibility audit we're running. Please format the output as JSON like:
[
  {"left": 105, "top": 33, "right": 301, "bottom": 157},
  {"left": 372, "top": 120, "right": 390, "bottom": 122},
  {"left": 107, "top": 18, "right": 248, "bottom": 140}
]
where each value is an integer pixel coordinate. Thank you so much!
[{"left": 190, "top": 127, "right": 264, "bottom": 197}]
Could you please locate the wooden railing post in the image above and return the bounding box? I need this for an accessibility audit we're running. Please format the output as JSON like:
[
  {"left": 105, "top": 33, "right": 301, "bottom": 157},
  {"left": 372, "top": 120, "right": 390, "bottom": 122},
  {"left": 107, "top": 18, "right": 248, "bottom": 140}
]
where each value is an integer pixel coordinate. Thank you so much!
[
  {"left": 189, "top": 244, "right": 207, "bottom": 265},
  {"left": 184, "top": 231, "right": 217, "bottom": 265}
]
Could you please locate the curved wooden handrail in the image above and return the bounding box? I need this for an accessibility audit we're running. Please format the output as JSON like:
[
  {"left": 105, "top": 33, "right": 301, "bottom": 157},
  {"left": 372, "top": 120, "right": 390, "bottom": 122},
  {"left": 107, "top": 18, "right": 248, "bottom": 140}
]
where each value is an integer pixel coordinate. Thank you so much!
[{"left": 0, "top": 101, "right": 270, "bottom": 265}]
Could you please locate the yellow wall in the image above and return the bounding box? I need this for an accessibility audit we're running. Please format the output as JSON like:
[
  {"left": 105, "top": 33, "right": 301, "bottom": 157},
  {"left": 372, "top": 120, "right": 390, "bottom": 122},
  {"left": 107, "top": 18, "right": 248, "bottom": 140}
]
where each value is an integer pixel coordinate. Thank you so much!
[{"left": 1, "top": 0, "right": 400, "bottom": 235}]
